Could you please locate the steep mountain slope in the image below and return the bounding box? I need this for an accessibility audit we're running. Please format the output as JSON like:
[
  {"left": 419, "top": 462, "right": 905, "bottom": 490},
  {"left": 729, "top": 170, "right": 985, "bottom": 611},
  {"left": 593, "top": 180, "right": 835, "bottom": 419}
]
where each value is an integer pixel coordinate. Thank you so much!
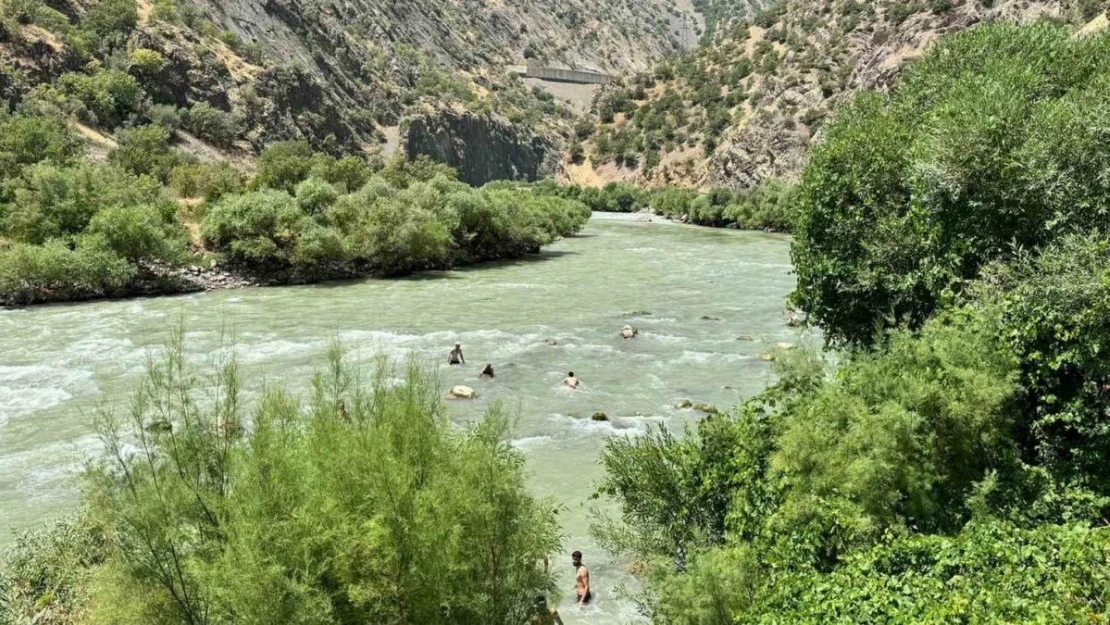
[
  {"left": 0, "top": 0, "right": 699, "bottom": 178},
  {"left": 574, "top": 0, "right": 1105, "bottom": 189}
]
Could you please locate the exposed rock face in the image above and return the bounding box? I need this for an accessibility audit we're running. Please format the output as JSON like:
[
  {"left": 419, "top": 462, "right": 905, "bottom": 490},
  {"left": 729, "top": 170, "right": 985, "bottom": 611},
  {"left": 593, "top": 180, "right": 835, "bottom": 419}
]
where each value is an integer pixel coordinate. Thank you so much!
[
  {"left": 706, "top": 0, "right": 1068, "bottom": 189},
  {"left": 589, "top": 0, "right": 1078, "bottom": 190},
  {"left": 404, "top": 111, "right": 556, "bottom": 186}
]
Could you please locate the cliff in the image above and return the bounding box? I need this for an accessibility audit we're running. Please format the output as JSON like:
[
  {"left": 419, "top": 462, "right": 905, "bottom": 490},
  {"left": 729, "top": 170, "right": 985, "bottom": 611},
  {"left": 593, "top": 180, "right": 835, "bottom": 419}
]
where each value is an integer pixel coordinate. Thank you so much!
[
  {"left": 404, "top": 111, "right": 556, "bottom": 187},
  {"left": 575, "top": 0, "right": 1098, "bottom": 190}
]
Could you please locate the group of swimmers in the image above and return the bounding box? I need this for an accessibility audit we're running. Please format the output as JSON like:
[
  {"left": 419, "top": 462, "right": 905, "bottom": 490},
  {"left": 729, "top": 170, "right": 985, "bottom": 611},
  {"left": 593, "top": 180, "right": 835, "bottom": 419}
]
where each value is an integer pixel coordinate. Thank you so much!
[
  {"left": 447, "top": 342, "right": 593, "bottom": 620},
  {"left": 448, "top": 342, "right": 580, "bottom": 389}
]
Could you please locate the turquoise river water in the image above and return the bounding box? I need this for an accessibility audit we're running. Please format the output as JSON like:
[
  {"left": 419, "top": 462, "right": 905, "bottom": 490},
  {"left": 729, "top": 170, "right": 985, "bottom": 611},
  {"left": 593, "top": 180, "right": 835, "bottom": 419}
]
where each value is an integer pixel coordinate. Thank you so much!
[{"left": 0, "top": 213, "right": 798, "bottom": 623}]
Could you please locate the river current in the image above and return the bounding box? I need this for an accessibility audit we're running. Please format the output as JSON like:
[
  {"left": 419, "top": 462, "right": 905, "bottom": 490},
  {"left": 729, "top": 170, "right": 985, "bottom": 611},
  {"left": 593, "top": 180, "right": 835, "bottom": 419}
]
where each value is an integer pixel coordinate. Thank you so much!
[{"left": 0, "top": 213, "right": 797, "bottom": 623}]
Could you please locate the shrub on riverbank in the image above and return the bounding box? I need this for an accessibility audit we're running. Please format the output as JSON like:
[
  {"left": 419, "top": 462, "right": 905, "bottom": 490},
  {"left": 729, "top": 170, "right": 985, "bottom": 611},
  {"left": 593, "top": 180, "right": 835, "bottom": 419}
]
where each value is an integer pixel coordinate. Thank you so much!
[
  {"left": 596, "top": 238, "right": 1110, "bottom": 622},
  {"left": 202, "top": 173, "right": 590, "bottom": 277},
  {"left": 0, "top": 107, "right": 587, "bottom": 304},
  {"left": 0, "top": 336, "right": 561, "bottom": 625},
  {"left": 791, "top": 23, "right": 1110, "bottom": 347},
  {"left": 535, "top": 179, "right": 798, "bottom": 232}
]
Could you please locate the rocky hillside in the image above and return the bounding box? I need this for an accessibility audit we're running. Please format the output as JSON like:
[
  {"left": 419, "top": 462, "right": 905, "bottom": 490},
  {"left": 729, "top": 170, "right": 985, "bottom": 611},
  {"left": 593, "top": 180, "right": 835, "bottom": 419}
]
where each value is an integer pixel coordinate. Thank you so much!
[
  {"left": 0, "top": 0, "right": 699, "bottom": 183},
  {"left": 572, "top": 0, "right": 1106, "bottom": 190}
]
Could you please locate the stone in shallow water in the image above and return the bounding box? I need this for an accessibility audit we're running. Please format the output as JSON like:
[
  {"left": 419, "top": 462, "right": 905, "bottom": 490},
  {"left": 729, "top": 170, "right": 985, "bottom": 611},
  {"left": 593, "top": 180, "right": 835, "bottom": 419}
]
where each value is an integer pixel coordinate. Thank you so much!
[
  {"left": 448, "top": 385, "right": 476, "bottom": 400},
  {"left": 591, "top": 412, "right": 609, "bottom": 421}
]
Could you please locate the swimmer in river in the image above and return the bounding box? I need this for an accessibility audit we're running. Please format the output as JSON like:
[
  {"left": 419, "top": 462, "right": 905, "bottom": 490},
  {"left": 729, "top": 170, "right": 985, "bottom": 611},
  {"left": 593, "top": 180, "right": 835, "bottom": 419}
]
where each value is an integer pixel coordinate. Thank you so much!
[
  {"left": 572, "top": 550, "right": 591, "bottom": 606},
  {"left": 563, "top": 371, "right": 579, "bottom": 389},
  {"left": 531, "top": 596, "right": 564, "bottom": 625},
  {"left": 479, "top": 363, "right": 495, "bottom": 379},
  {"left": 448, "top": 342, "right": 465, "bottom": 366}
]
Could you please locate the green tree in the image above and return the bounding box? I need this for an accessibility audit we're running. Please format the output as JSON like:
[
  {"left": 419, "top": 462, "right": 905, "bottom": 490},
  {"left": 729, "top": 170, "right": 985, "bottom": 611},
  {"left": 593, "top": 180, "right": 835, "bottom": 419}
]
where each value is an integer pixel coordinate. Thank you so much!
[
  {"left": 791, "top": 24, "right": 1110, "bottom": 346},
  {"left": 253, "top": 141, "right": 315, "bottom": 192},
  {"left": 79, "top": 335, "right": 561, "bottom": 625},
  {"left": 57, "top": 69, "right": 143, "bottom": 128},
  {"left": 109, "top": 125, "right": 181, "bottom": 181},
  {"left": 86, "top": 203, "right": 185, "bottom": 261},
  {"left": 201, "top": 189, "right": 306, "bottom": 264}
]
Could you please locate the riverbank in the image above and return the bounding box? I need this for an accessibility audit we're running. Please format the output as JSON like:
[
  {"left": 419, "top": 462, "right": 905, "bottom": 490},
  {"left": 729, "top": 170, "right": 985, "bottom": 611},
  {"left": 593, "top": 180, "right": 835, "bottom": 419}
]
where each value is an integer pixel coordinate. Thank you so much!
[
  {"left": 0, "top": 211, "right": 777, "bottom": 309},
  {"left": 0, "top": 244, "right": 550, "bottom": 308}
]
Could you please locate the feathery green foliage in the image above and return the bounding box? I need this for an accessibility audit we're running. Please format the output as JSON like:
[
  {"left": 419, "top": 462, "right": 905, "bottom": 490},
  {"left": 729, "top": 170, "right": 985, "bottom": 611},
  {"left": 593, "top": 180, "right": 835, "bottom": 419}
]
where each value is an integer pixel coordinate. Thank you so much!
[{"left": 2, "top": 333, "right": 562, "bottom": 625}]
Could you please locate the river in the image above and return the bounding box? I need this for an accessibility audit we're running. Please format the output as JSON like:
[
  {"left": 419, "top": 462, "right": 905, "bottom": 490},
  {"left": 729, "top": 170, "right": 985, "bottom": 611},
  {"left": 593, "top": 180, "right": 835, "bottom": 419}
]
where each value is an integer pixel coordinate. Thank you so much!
[{"left": 0, "top": 213, "right": 797, "bottom": 623}]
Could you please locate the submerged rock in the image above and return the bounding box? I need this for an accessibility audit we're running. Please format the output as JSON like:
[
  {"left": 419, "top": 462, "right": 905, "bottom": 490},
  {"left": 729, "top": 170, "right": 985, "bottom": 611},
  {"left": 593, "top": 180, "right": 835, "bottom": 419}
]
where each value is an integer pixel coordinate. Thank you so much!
[
  {"left": 676, "top": 399, "right": 694, "bottom": 409},
  {"left": 735, "top": 335, "right": 754, "bottom": 341},
  {"left": 145, "top": 419, "right": 173, "bottom": 434},
  {"left": 545, "top": 338, "right": 558, "bottom": 346},
  {"left": 700, "top": 315, "right": 722, "bottom": 321},
  {"left": 693, "top": 403, "right": 720, "bottom": 415},
  {"left": 591, "top": 412, "right": 609, "bottom": 422}
]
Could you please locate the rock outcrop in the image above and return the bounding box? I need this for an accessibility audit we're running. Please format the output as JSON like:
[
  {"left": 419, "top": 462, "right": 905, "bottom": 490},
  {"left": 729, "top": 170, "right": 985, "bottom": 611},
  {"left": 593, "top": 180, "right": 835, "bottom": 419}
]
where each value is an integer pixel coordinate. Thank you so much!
[{"left": 404, "top": 111, "right": 556, "bottom": 186}]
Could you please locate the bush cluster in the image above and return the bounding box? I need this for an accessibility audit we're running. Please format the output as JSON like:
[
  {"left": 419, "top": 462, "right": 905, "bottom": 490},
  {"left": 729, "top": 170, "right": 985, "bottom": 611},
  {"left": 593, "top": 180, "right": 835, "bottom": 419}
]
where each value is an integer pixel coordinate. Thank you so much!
[
  {"left": 532, "top": 180, "right": 797, "bottom": 232},
  {"left": 792, "top": 23, "right": 1110, "bottom": 346},
  {"left": 594, "top": 24, "right": 1110, "bottom": 625},
  {"left": 202, "top": 169, "right": 589, "bottom": 277},
  {"left": 2, "top": 339, "right": 561, "bottom": 625}
]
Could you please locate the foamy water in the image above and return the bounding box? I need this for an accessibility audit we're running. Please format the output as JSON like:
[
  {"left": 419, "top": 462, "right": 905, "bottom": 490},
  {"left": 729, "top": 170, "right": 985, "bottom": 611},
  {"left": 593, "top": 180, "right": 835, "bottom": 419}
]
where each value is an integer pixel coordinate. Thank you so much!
[{"left": 0, "top": 214, "right": 799, "bottom": 623}]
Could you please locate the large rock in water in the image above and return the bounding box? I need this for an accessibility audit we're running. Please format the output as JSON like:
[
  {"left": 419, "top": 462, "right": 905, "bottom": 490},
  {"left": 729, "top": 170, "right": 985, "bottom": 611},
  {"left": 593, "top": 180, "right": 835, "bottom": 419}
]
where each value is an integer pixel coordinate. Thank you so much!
[
  {"left": 449, "top": 385, "right": 477, "bottom": 400},
  {"left": 404, "top": 110, "right": 556, "bottom": 186}
]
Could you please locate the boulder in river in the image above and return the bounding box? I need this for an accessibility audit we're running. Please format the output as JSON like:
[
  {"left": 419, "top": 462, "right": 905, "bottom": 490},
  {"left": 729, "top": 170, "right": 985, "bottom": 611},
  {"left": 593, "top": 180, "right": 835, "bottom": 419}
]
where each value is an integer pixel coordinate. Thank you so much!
[
  {"left": 700, "top": 315, "right": 722, "bottom": 321},
  {"left": 735, "top": 335, "right": 754, "bottom": 341},
  {"left": 621, "top": 325, "right": 638, "bottom": 339},
  {"left": 693, "top": 403, "right": 720, "bottom": 415},
  {"left": 448, "top": 385, "right": 477, "bottom": 400},
  {"left": 676, "top": 399, "right": 694, "bottom": 409},
  {"left": 591, "top": 412, "right": 609, "bottom": 422},
  {"left": 145, "top": 419, "right": 173, "bottom": 434},
  {"left": 545, "top": 338, "right": 558, "bottom": 346}
]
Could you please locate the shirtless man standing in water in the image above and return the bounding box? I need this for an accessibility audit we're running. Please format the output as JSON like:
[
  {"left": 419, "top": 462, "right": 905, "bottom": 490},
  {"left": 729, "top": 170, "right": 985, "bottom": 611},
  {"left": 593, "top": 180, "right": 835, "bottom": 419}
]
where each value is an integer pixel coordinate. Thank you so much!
[{"left": 572, "top": 550, "right": 591, "bottom": 606}]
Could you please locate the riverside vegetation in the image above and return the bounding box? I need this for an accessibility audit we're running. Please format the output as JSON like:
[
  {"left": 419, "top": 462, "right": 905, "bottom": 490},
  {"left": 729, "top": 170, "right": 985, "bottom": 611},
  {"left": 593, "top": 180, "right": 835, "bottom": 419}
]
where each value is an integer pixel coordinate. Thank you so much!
[
  {"left": 0, "top": 333, "right": 561, "bottom": 624},
  {"left": 592, "top": 22, "right": 1110, "bottom": 624},
  {"left": 6, "top": 15, "right": 1110, "bottom": 625},
  {"left": 0, "top": 109, "right": 589, "bottom": 305}
]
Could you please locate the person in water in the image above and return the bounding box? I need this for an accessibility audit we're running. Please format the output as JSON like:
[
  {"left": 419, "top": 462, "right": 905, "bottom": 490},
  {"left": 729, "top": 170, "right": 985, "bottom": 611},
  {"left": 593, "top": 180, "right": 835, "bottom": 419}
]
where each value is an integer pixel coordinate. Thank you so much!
[
  {"left": 530, "top": 595, "right": 564, "bottom": 625},
  {"left": 448, "top": 342, "right": 465, "bottom": 365},
  {"left": 563, "top": 371, "right": 579, "bottom": 389},
  {"left": 572, "top": 550, "right": 591, "bottom": 606},
  {"left": 479, "top": 363, "right": 495, "bottom": 379}
]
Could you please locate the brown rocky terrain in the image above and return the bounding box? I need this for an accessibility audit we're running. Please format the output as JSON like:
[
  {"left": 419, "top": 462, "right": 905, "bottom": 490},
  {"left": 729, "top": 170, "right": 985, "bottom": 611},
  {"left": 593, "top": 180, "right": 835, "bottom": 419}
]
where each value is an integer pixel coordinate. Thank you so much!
[
  {"left": 0, "top": 0, "right": 700, "bottom": 184},
  {"left": 576, "top": 0, "right": 1107, "bottom": 190}
]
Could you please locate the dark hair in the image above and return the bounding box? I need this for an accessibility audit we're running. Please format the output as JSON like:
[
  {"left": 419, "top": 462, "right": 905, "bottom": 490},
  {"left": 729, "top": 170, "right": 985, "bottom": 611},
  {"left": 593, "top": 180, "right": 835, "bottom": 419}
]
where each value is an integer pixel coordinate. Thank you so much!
[
  {"left": 572, "top": 550, "right": 582, "bottom": 559},
  {"left": 568, "top": 371, "right": 574, "bottom": 377}
]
